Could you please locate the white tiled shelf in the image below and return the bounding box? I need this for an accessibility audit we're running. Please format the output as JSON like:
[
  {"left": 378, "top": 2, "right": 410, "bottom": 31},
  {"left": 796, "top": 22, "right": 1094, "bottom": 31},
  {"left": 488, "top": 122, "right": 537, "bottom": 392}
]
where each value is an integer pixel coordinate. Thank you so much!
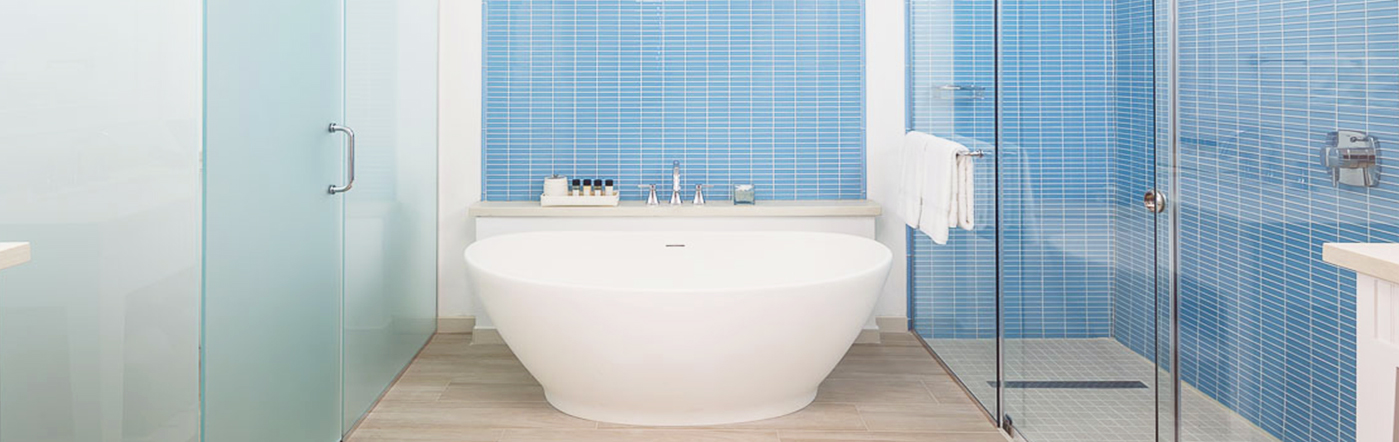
[{"left": 470, "top": 200, "right": 882, "bottom": 218}]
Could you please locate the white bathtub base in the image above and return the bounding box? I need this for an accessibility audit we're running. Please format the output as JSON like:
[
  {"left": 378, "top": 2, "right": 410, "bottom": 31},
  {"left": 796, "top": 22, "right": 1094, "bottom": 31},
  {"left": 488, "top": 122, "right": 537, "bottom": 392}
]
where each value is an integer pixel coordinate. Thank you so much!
[
  {"left": 465, "top": 231, "right": 892, "bottom": 427},
  {"left": 545, "top": 390, "right": 818, "bottom": 427}
]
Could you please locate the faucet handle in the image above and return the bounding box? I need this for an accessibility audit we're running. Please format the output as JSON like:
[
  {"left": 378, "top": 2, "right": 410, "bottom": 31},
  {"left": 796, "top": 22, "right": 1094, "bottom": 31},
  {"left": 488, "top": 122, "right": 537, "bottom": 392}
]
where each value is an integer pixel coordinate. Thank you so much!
[
  {"left": 692, "top": 183, "right": 714, "bottom": 206},
  {"left": 637, "top": 184, "right": 659, "bottom": 206}
]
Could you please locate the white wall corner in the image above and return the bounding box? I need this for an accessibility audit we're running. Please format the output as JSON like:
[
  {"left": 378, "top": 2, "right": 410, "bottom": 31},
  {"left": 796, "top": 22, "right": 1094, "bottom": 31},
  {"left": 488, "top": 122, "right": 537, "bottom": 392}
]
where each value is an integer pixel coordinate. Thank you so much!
[
  {"left": 437, "top": 0, "right": 484, "bottom": 321},
  {"left": 864, "top": 1, "right": 910, "bottom": 323}
]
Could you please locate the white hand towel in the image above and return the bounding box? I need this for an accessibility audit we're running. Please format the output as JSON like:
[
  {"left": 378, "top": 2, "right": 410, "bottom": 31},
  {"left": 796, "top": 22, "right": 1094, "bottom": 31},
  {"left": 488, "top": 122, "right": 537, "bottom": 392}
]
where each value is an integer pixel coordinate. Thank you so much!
[
  {"left": 917, "top": 135, "right": 965, "bottom": 244},
  {"left": 899, "top": 131, "right": 935, "bottom": 229},
  {"left": 950, "top": 153, "right": 975, "bottom": 230}
]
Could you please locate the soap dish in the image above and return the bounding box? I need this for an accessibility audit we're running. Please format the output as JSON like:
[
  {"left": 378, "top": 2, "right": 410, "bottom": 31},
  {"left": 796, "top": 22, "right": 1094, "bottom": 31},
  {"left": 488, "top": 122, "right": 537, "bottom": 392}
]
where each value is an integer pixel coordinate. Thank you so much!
[{"left": 540, "top": 194, "right": 620, "bottom": 207}]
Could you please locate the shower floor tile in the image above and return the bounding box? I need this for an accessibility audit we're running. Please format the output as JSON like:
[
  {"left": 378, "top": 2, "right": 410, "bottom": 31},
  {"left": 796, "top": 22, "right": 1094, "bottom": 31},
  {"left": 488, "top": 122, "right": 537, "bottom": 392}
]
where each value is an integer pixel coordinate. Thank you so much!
[
  {"left": 924, "top": 338, "right": 1278, "bottom": 442},
  {"left": 347, "top": 332, "right": 1008, "bottom": 442}
]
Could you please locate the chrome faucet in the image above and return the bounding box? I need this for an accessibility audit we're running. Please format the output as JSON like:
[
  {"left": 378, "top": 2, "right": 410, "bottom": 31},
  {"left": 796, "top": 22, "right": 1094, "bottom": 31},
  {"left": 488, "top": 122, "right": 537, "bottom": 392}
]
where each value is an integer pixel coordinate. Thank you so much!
[{"left": 670, "top": 160, "right": 684, "bottom": 206}]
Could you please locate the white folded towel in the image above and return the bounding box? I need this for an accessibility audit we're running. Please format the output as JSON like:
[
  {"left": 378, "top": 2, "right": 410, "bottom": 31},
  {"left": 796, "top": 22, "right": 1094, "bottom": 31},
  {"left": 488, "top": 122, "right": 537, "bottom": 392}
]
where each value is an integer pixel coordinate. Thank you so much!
[
  {"left": 899, "top": 131, "right": 934, "bottom": 229},
  {"left": 950, "top": 150, "right": 975, "bottom": 230},
  {"left": 917, "top": 135, "right": 966, "bottom": 244}
]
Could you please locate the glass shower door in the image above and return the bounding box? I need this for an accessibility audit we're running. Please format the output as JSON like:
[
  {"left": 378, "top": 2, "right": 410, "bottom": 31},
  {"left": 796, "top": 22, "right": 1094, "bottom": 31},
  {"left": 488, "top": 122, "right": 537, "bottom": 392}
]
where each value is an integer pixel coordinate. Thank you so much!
[
  {"left": 202, "top": 0, "right": 346, "bottom": 440},
  {"left": 341, "top": 0, "right": 440, "bottom": 432},
  {"left": 997, "top": 0, "right": 1168, "bottom": 438}
]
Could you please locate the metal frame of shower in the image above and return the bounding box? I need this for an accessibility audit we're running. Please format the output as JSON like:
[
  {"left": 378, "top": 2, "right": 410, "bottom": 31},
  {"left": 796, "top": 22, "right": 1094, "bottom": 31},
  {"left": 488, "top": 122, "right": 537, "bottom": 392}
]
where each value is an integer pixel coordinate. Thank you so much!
[{"left": 902, "top": 0, "right": 1184, "bottom": 437}]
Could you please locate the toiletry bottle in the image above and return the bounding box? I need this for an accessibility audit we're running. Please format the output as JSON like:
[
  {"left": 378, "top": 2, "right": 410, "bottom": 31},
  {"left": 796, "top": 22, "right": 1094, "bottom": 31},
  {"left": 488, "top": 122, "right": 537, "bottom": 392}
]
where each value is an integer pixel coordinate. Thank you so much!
[
  {"left": 571, "top": 179, "right": 581, "bottom": 196},
  {"left": 605, "top": 179, "right": 615, "bottom": 196},
  {"left": 582, "top": 179, "right": 593, "bottom": 196}
]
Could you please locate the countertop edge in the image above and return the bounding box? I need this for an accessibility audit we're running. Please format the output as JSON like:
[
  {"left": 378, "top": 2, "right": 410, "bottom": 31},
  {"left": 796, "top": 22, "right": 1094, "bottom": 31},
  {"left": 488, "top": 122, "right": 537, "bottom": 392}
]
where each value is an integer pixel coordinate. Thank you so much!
[
  {"left": 1323, "top": 243, "right": 1399, "bottom": 283},
  {"left": 0, "top": 242, "right": 31, "bottom": 272},
  {"left": 469, "top": 200, "right": 883, "bottom": 218}
]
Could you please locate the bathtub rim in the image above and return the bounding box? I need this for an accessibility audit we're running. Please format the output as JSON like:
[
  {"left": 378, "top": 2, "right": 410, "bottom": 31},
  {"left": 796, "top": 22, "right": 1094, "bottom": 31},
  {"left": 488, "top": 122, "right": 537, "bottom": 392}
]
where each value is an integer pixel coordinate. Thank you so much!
[{"left": 464, "top": 230, "right": 893, "bottom": 295}]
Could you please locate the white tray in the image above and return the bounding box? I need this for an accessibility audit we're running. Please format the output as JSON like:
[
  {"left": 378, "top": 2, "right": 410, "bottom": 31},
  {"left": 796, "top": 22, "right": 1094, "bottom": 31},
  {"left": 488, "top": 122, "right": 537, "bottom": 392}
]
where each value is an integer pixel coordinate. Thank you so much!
[{"left": 540, "top": 193, "right": 621, "bottom": 207}]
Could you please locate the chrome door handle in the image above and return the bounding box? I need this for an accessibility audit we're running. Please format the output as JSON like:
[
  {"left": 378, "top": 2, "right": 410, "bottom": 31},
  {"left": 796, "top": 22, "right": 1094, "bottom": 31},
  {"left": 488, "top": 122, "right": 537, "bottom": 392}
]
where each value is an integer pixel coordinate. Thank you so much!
[
  {"left": 327, "top": 123, "right": 355, "bottom": 194},
  {"left": 1143, "top": 189, "right": 1166, "bottom": 213}
]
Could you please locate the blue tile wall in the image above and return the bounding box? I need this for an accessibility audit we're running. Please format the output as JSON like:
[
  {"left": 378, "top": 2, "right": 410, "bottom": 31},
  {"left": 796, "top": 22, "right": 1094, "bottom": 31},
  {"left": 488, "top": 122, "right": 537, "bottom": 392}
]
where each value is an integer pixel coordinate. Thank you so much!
[
  {"left": 482, "top": 0, "right": 866, "bottom": 201},
  {"left": 1170, "top": 0, "right": 1399, "bottom": 438},
  {"left": 999, "top": 0, "right": 1119, "bottom": 340}
]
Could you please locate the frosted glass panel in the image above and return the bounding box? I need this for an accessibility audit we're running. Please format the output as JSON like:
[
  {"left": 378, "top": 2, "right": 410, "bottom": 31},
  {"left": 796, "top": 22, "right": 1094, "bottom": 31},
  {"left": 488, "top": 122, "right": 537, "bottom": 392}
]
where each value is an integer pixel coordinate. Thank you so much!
[
  {"left": 202, "top": 0, "right": 346, "bottom": 440},
  {"left": 342, "top": 0, "right": 439, "bottom": 431},
  {"left": 0, "top": 1, "right": 202, "bottom": 441}
]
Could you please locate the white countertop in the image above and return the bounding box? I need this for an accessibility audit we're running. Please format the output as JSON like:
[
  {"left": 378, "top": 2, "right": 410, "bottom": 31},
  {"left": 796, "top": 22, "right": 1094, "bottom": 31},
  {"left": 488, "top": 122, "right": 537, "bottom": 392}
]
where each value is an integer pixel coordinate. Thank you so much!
[
  {"left": 0, "top": 242, "right": 31, "bottom": 272},
  {"left": 1324, "top": 243, "right": 1399, "bottom": 282},
  {"left": 470, "top": 200, "right": 882, "bottom": 218}
]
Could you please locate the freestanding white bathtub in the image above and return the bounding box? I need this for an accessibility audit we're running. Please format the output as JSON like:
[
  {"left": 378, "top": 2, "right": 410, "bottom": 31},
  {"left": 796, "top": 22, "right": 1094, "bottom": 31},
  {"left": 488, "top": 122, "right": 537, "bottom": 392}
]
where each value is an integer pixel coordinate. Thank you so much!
[{"left": 464, "top": 231, "right": 892, "bottom": 426}]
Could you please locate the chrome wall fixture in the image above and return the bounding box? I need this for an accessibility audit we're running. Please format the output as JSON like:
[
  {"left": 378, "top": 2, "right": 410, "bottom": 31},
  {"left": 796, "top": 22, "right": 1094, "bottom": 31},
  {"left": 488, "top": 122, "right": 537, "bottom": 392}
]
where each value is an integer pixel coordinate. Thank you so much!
[
  {"left": 1323, "top": 129, "right": 1381, "bottom": 187},
  {"left": 937, "top": 84, "right": 987, "bottom": 100}
]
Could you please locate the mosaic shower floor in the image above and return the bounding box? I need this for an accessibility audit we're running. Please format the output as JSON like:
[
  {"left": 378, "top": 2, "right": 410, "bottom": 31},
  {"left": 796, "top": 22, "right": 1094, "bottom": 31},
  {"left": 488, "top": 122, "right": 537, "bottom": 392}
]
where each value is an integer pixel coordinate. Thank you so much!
[{"left": 923, "top": 338, "right": 1278, "bottom": 442}]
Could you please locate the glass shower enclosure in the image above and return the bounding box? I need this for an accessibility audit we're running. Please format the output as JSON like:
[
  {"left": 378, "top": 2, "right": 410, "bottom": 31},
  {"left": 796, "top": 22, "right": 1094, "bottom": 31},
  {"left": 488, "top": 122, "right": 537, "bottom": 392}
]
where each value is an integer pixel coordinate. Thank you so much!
[
  {"left": 910, "top": 0, "right": 1389, "bottom": 438},
  {"left": 907, "top": 0, "right": 1272, "bottom": 439}
]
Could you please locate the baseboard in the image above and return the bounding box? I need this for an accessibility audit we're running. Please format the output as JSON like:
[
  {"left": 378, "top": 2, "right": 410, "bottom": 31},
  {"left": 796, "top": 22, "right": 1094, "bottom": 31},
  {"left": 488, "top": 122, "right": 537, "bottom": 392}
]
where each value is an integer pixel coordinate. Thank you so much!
[
  {"left": 470, "top": 328, "right": 506, "bottom": 345},
  {"left": 854, "top": 316, "right": 909, "bottom": 344},
  {"left": 437, "top": 316, "right": 475, "bottom": 334},
  {"left": 876, "top": 316, "right": 908, "bottom": 333}
]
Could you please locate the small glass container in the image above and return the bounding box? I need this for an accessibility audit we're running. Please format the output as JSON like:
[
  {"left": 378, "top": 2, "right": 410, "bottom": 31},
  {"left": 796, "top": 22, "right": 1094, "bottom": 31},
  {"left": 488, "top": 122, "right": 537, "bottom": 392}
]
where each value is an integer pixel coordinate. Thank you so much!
[{"left": 733, "top": 184, "right": 756, "bottom": 205}]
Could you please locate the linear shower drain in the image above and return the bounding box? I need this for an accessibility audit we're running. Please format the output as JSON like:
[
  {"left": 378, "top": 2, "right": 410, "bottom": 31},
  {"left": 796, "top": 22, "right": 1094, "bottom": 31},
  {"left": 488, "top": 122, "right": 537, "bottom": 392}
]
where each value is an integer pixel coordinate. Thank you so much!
[{"left": 987, "top": 380, "right": 1149, "bottom": 389}]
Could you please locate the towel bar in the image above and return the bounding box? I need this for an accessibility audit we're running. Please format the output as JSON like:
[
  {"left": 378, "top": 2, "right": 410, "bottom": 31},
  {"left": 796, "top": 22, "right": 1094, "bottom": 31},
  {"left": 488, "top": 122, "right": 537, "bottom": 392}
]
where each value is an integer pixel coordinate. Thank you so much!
[{"left": 958, "top": 151, "right": 987, "bottom": 158}]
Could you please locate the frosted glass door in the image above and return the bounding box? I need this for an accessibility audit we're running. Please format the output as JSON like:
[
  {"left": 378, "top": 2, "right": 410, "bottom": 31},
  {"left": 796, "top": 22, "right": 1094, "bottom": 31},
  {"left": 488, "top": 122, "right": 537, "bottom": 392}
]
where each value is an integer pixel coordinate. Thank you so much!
[
  {"left": 341, "top": 0, "right": 439, "bottom": 431},
  {"left": 202, "top": 0, "right": 346, "bottom": 441}
]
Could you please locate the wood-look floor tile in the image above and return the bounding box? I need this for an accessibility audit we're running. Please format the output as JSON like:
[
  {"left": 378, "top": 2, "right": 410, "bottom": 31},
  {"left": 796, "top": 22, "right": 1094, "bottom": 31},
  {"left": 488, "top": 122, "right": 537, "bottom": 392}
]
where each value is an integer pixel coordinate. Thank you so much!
[
  {"left": 500, "top": 429, "right": 782, "bottom": 442},
  {"left": 875, "top": 333, "right": 924, "bottom": 347},
  {"left": 855, "top": 404, "right": 997, "bottom": 433},
  {"left": 841, "top": 345, "right": 938, "bottom": 361},
  {"left": 778, "top": 430, "right": 1008, "bottom": 442},
  {"left": 814, "top": 379, "right": 936, "bottom": 404},
  {"left": 346, "top": 428, "right": 501, "bottom": 442},
  {"left": 350, "top": 334, "right": 1004, "bottom": 442},
  {"left": 598, "top": 404, "right": 866, "bottom": 431},
  {"left": 440, "top": 381, "right": 547, "bottom": 402},
  {"left": 378, "top": 378, "right": 452, "bottom": 402},
  {"left": 827, "top": 357, "right": 946, "bottom": 380},
  {"left": 918, "top": 378, "right": 978, "bottom": 406},
  {"left": 360, "top": 402, "right": 596, "bottom": 430}
]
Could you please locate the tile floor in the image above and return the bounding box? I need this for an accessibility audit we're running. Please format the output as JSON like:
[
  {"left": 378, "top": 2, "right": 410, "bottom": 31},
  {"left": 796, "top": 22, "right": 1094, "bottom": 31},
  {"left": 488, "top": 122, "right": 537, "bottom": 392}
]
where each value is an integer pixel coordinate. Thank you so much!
[
  {"left": 347, "top": 332, "right": 1009, "bottom": 442},
  {"left": 925, "top": 338, "right": 1279, "bottom": 442}
]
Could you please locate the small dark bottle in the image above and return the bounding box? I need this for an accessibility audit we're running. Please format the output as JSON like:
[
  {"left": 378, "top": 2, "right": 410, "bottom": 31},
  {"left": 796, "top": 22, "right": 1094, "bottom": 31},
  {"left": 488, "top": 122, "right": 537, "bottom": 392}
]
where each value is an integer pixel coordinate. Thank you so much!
[
  {"left": 604, "top": 179, "right": 615, "bottom": 196},
  {"left": 571, "top": 179, "right": 582, "bottom": 196}
]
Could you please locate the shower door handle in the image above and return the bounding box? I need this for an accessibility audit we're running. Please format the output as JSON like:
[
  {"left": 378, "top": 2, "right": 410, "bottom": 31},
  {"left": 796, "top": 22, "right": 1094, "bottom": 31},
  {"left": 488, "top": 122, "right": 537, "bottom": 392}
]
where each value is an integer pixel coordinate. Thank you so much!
[
  {"left": 1143, "top": 189, "right": 1166, "bottom": 213},
  {"left": 327, "top": 123, "right": 356, "bottom": 194}
]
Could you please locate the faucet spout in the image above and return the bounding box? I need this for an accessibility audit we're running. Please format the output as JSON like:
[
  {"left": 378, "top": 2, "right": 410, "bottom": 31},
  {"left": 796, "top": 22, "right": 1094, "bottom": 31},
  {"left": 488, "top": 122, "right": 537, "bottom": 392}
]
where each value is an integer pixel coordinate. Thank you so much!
[{"left": 670, "top": 160, "right": 683, "bottom": 205}]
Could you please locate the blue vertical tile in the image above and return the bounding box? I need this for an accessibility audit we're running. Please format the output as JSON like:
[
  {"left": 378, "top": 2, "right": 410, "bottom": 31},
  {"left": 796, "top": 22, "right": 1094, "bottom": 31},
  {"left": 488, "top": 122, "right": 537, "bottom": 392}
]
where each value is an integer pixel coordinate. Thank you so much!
[{"left": 482, "top": 0, "right": 866, "bottom": 201}]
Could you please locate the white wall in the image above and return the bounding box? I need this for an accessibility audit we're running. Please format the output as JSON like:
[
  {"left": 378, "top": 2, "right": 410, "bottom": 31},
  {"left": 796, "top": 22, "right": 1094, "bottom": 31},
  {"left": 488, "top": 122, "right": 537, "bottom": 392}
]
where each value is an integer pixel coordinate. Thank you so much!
[
  {"left": 437, "top": 0, "right": 484, "bottom": 323},
  {"left": 865, "top": 0, "right": 910, "bottom": 329},
  {"left": 436, "top": 1, "right": 909, "bottom": 328}
]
